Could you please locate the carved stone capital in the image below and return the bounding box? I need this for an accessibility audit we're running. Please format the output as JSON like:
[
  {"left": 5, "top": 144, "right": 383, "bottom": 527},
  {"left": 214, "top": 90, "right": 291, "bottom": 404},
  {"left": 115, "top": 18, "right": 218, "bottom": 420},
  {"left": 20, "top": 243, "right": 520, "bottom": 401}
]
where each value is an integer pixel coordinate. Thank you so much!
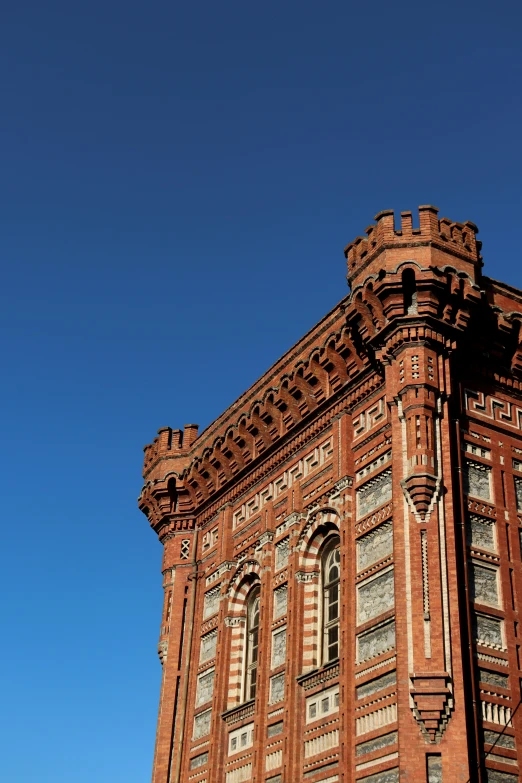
[
  {"left": 295, "top": 570, "right": 319, "bottom": 583},
  {"left": 158, "top": 640, "right": 168, "bottom": 665},
  {"left": 256, "top": 531, "right": 274, "bottom": 548},
  {"left": 335, "top": 475, "right": 353, "bottom": 492},
  {"left": 224, "top": 615, "right": 246, "bottom": 627},
  {"left": 276, "top": 512, "right": 304, "bottom": 537}
]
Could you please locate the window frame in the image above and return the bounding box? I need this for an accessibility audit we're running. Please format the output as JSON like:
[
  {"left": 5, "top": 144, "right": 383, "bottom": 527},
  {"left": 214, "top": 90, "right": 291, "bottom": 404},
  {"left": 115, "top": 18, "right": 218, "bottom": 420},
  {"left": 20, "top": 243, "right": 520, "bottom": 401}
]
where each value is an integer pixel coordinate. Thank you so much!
[
  {"left": 244, "top": 585, "right": 261, "bottom": 702},
  {"left": 321, "top": 536, "right": 341, "bottom": 666}
]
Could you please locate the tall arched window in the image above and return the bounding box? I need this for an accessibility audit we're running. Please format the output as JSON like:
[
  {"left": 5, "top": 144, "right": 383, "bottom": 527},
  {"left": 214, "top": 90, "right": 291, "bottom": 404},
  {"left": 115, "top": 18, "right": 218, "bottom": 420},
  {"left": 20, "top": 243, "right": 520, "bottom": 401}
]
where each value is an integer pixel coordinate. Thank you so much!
[
  {"left": 322, "top": 537, "right": 341, "bottom": 664},
  {"left": 244, "top": 586, "right": 260, "bottom": 701},
  {"left": 402, "top": 268, "right": 418, "bottom": 315}
]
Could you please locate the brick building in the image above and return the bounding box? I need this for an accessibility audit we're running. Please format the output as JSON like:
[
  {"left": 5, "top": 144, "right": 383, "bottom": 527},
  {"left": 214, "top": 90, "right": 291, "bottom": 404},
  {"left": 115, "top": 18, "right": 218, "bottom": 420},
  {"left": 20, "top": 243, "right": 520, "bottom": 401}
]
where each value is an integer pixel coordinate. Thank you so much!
[{"left": 139, "top": 206, "right": 522, "bottom": 783}]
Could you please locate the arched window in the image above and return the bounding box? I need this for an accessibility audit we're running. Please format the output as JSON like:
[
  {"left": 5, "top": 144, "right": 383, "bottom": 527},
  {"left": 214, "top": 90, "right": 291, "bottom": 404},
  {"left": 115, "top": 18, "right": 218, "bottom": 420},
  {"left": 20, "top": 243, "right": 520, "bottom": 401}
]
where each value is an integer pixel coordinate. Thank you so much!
[
  {"left": 322, "top": 537, "right": 341, "bottom": 664},
  {"left": 402, "top": 268, "right": 418, "bottom": 315},
  {"left": 244, "top": 586, "right": 260, "bottom": 701}
]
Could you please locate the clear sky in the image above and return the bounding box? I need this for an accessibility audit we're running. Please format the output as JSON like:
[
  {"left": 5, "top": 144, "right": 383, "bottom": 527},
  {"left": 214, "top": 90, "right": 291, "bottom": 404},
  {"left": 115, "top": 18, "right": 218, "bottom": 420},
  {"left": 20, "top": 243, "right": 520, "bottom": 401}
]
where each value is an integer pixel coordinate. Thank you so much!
[{"left": 1, "top": 1, "right": 521, "bottom": 781}]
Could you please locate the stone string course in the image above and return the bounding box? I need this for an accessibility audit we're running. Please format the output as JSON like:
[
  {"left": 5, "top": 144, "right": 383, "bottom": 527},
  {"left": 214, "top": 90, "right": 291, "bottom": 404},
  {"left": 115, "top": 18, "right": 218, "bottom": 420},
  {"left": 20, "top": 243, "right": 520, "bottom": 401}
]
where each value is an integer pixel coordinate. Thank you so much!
[{"left": 139, "top": 206, "right": 522, "bottom": 783}]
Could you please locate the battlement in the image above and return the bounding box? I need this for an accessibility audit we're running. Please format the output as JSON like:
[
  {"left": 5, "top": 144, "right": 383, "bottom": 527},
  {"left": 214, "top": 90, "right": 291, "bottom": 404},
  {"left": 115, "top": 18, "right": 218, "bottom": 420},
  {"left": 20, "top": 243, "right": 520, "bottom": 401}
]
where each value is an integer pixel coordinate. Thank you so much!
[
  {"left": 143, "top": 423, "right": 199, "bottom": 475},
  {"left": 345, "top": 205, "right": 482, "bottom": 287}
]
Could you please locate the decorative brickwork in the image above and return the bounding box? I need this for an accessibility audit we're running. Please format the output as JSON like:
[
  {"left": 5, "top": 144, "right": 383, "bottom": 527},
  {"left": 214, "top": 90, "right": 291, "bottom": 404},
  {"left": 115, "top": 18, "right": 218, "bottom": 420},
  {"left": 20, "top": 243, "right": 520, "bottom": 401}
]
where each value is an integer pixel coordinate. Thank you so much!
[{"left": 139, "top": 206, "right": 522, "bottom": 783}]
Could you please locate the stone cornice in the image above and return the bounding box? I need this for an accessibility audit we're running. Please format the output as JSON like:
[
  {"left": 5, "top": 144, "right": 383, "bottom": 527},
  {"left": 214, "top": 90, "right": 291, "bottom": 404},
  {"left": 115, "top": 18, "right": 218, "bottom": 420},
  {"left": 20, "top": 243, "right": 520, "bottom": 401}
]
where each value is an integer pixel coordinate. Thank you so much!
[{"left": 139, "top": 212, "right": 522, "bottom": 536}]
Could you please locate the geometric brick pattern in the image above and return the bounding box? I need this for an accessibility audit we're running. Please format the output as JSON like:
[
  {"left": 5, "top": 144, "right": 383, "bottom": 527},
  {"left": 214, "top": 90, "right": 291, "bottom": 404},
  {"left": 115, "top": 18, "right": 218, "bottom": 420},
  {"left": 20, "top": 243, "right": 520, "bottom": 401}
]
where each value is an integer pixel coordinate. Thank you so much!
[{"left": 139, "top": 206, "right": 522, "bottom": 783}]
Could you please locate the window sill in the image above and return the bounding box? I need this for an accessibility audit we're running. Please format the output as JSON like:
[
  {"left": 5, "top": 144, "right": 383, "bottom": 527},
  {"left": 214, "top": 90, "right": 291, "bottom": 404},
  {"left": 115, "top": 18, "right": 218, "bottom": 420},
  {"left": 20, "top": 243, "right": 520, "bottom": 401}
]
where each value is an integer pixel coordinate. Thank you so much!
[
  {"left": 296, "top": 659, "right": 340, "bottom": 691},
  {"left": 221, "top": 699, "right": 256, "bottom": 726}
]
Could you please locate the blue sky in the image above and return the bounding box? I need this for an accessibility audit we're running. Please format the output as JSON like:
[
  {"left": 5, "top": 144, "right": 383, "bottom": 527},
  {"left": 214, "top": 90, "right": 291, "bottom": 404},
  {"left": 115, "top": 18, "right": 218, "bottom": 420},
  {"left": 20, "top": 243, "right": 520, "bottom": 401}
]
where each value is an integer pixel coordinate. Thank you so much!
[{"left": 1, "top": 1, "right": 521, "bottom": 781}]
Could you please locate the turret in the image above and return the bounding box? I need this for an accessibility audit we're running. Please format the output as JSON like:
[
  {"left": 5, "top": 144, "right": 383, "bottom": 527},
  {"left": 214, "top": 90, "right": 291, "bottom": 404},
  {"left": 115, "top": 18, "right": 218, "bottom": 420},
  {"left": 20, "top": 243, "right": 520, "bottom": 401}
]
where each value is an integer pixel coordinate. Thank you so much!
[{"left": 345, "top": 205, "right": 482, "bottom": 290}]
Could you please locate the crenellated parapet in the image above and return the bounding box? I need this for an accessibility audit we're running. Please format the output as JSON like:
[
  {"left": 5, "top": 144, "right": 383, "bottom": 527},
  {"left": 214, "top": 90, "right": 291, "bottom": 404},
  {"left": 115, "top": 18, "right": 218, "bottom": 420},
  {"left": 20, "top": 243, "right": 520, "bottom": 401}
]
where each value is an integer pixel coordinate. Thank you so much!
[
  {"left": 143, "top": 423, "right": 199, "bottom": 475},
  {"left": 141, "top": 207, "right": 522, "bottom": 783},
  {"left": 345, "top": 205, "right": 482, "bottom": 289},
  {"left": 139, "top": 316, "right": 372, "bottom": 521},
  {"left": 139, "top": 207, "right": 522, "bottom": 532}
]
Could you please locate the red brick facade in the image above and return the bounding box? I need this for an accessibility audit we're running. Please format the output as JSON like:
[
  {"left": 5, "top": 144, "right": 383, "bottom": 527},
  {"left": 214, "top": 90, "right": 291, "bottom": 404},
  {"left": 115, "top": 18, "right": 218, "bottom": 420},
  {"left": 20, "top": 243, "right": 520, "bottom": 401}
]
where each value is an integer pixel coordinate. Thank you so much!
[{"left": 139, "top": 206, "right": 522, "bottom": 783}]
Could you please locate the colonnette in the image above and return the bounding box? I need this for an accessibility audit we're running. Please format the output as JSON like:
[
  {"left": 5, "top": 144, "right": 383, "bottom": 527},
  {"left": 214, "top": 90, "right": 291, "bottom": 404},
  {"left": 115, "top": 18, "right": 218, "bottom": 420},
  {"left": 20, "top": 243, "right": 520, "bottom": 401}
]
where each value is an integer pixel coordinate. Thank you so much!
[{"left": 139, "top": 206, "right": 522, "bottom": 783}]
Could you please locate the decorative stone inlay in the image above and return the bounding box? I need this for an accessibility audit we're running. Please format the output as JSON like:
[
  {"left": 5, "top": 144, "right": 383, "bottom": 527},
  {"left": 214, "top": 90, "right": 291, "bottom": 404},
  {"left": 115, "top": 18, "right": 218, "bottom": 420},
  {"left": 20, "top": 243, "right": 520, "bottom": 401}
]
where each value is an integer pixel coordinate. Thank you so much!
[
  {"left": 270, "top": 672, "right": 285, "bottom": 704},
  {"left": 271, "top": 627, "right": 287, "bottom": 668},
  {"left": 353, "top": 397, "right": 386, "bottom": 441},
  {"left": 471, "top": 563, "right": 499, "bottom": 606},
  {"left": 468, "top": 499, "right": 497, "bottom": 518},
  {"left": 355, "top": 503, "right": 393, "bottom": 536},
  {"left": 256, "top": 531, "right": 274, "bottom": 549},
  {"left": 356, "top": 731, "right": 397, "bottom": 757},
  {"left": 196, "top": 668, "right": 215, "bottom": 707},
  {"left": 356, "top": 704, "right": 397, "bottom": 736},
  {"left": 483, "top": 729, "right": 516, "bottom": 749},
  {"left": 356, "top": 670, "right": 397, "bottom": 700},
  {"left": 304, "top": 728, "right": 339, "bottom": 758},
  {"left": 273, "top": 585, "right": 288, "bottom": 619},
  {"left": 225, "top": 762, "right": 252, "bottom": 783},
  {"left": 200, "top": 630, "right": 218, "bottom": 663},
  {"left": 193, "top": 709, "right": 212, "bottom": 740},
  {"left": 355, "top": 655, "right": 396, "bottom": 679},
  {"left": 475, "top": 614, "right": 504, "bottom": 650},
  {"left": 484, "top": 770, "right": 518, "bottom": 783},
  {"left": 276, "top": 512, "right": 302, "bottom": 537},
  {"left": 356, "top": 451, "right": 392, "bottom": 482},
  {"left": 465, "top": 461, "right": 492, "bottom": 501},
  {"left": 205, "top": 560, "right": 235, "bottom": 587},
  {"left": 274, "top": 569, "right": 288, "bottom": 586},
  {"left": 158, "top": 640, "right": 168, "bottom": 665},
  {"left": 203, "top": 586, "right": 221, "bottom": 619},
  {"left": 515, "top": 477, "right": 522, "bottom": 512},
  {"left": 265, "top": 749, "right": 282, "bottom": 770},
  {"left": 479, "top": 669, "right": 509, "bottom": 689},
  {"left": 357, "top": 521, "right": 393, "bottom": 571},
  {"left": 357, "top": 470, "right": 392, "bottom": 520},
  {"left": 190, "top": 752, "right": 209, "bottom": 769},
  {"left": 267, "top": 721, "right": 283, "bottom": 738},
  {"left": 357, "top": 568, "right": 395, "bottom": 625},
  {"left": 232, "top": 438, "right": 333, "bottom": 529},
  {"left": 467, "top": 515, "right": 496, "bottom": 552},
  {"left": 275, "top": 538, "right": 289, "bottom": 570},
  {"left": 201, "top": 616, "right": 218, "bottom": 635},
  {"left": 427, "top": 755, "right": 442, "bottom": 783},
  {"left": 481, "top": 700, "right": 512, "bottom": 726},
  {"left": 357, "top": 620, "right": 396, "bottom": 663}
]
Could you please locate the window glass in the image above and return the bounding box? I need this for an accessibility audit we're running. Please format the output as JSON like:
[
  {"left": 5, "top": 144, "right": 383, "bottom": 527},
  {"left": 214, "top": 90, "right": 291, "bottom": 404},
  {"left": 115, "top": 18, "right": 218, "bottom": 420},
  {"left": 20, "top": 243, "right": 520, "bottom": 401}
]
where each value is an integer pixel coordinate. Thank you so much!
[
  {"left": 322, "top": 538, "right": 341, "bottom": 664},
  {"left": 245, "top": 586, "right": 261, "bottom": 701}
]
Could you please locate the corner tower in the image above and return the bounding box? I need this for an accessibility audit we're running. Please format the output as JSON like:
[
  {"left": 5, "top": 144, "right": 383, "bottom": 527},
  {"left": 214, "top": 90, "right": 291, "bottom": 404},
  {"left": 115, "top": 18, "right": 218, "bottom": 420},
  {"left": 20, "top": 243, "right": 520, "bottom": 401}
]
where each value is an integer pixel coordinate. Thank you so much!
[{"left": 140, "top": 206, "right": 522, "bottom": 783}]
